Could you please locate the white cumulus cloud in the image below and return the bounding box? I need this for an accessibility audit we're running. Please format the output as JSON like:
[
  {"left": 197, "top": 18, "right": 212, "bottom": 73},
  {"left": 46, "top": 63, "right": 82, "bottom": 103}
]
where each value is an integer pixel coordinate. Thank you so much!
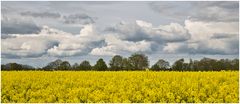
[
  {"left": 90, "top": 35, "right": 152, "bottom": 56},
  {"left": 162, "top": 19, "right": 239, "bottom": 55},
  {"left": 1, "top": 24, "right": 104, "bottom": 58}
]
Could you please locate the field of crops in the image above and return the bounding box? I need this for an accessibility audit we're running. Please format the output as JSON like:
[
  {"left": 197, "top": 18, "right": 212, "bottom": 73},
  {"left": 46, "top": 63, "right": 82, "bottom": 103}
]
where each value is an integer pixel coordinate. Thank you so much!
[{"left": 1, "top": 71, "right": 239, "bottom": 103}]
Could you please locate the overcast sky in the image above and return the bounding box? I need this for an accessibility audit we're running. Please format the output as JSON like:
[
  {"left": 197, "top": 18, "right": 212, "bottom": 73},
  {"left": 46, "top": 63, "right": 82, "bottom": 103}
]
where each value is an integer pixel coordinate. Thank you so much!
[{"left": 1, "top": 1, "right": 239, "bottom": 67}]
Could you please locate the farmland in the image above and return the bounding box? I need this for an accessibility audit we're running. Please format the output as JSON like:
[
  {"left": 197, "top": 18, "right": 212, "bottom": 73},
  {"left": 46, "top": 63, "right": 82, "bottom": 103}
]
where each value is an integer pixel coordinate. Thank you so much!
[{"left": 1, "top": 71, "right": 239, "bottom": 103}]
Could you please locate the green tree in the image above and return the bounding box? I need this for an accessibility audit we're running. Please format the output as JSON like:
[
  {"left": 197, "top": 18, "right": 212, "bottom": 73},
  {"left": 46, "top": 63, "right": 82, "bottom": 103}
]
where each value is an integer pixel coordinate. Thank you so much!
[
  {"left": 79, "top": 60, "right": 92, "bottom": 71},
  {"left": 72, "top": 63, "right": 79, "bottom": 70},
  {"left": 59, "top": 61, "right": 71, "bottom": 70},
  {"left": 94, "top": 58, "right": 108, "bottom": 71},
  {"left": 1, "top": 63, "right": 35, "bottom": 71},
  {"left": 172, "top": 58, "right": 184, "bottom": 71},
  {"left": 1, "top": 64, "right": 6, "bottom": 71},
  {"left": 22, "top": 65, "right": 35, "bottom": 71},
  {"left": 232, "top": 58, "right": 239, "bottom": 70},
  {"left": 182, "top": 63, "right": 189, "bottom": 71},
  {"left": 188, "top": 59, "right": 194, "bottom": 71},
  {"left": 192, "top": 60, "right": 199, "bottom": 71},
  {"left": 151, "top": 59, "right": 170, "bottom": 71},
  {"left": 43, "top": 59, "right": 63, "bottom": 71},
  {"left": 109, "top": 55, "right": 124, "bottom": 71},
  {"left": 198, "top": 58, "right": 217, "bottom": 71},
  {"left": 10, "top": 63, "right": 22, "bottom": 71},
  {"left": 128, "top": 53, "right": 149, "bottom": 70},
  {"left": 122, "top": 58, "right": 132, "bottom": 71},
  {"left": 150, "top": 64, "right": 160, "bottom": 71}
]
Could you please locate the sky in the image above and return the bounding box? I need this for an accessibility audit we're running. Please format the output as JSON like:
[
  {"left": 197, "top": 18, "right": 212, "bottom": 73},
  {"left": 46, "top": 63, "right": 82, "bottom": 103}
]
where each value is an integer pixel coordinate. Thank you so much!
[{"left": 1, "top": 1, "right": 239, "bottom": 67}]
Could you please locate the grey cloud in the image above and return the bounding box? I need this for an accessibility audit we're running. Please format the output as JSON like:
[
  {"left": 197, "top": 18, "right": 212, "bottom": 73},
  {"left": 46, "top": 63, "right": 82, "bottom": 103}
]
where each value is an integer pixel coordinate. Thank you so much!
[
  {"left": 1, "top": 34, "right": 16, "bottom": 39},
  {"left": 149, "top": 2, "right": 191, "bottom": 22},
  {"left": 92, "top": 20, "right": 190, "bottom": 56},
  {"left": 163, "top": 42, "right": 189, "bottom": 54},
  {"left": 90, "top": 35, "right": 153, "bottom": 56},
  {"left": 20, "top": 11, "right": 61, "bottom": 18},
  {"left": 194, "top": 41, "right": 238, "bottom": 55},
  {"left": 189, "top": 2, "right": 239, "bottom": 22},
  {"left": 2, "top": 6, "right": 11, "bottom": 13},
  {"left": 149, "top": 1, "right": 239, "bottom": 22},
  {"left": 63, "top": 14, "right": 95, "bottom": 25},
  {"left": 164, "top": 39, "right": 239, "bottom": 55},
  {"left": 104, "top": 20, "right": 190, "bottom": 43},
  {"left": 104, "top": 22, "right": 151, "bottom": 42},
  {"left": 48, "top": 1, "right": 87, "bottom": 12},
  {"left": 193, "top": 1, "right": 239, "bottom": 9},
  {"left": 1, "top": 53, "right": 21, "bottom": 59},
  {"left": 1, "top": 25, "right": 104, "bottom": 58},
  {"left": 1, "top": 17, "right": 41, "bottom": 34},
  {"left": 211, "top": 33, "right": 237, "bottom": 39},
  {"left": 183, "top": 18, "right": 238, "bottom": 55},
  {"left": 2, "top": 36, "right": 60, "bottom": 59},
  {"left": 225, "top": 38, "right": 239, "bottom": 54},
  {"left": 48, "top": 40, "right": 105, "bottom": 58}
]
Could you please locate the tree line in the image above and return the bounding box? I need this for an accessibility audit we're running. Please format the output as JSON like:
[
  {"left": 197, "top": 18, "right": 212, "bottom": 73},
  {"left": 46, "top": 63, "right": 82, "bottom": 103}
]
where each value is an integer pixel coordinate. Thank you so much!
[{"left": 1, "top": 53, "right": 239, "bottom": 71}]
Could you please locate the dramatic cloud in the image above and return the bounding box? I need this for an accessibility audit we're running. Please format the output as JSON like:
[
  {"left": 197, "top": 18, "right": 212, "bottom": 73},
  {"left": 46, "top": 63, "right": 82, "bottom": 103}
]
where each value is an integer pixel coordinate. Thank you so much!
[
  {"left": 1, "top": 19, "right": 192, "bottom": 58},
  {"left": 47, "top": 25, "right": 103, "bottom": 57},
  {"left": 91, "top": 19, "right": 238, "bottom": 56},
  {"left": 1, "top": 1, "right": 239, "bottom": 66},
  {"left": 1, "top": 24, "right": 103, "bottom": 58},
  {"left": 105, "top": 20, "right": 190, "bottom": 43},
  {"left": 91, "top": 20, "right": 190, "bottom": 56},
  {"left": 20, "top": 11, "right": 61, "bottom": 18},
  {"left": 162, "top": 19, "right": 239, "bottom": 55},
  {"left": 185, "top": 20, "right": 238, "bottom": 41},
  {"left": 1, "top": 18, "right": 238, "bottom": 59}
]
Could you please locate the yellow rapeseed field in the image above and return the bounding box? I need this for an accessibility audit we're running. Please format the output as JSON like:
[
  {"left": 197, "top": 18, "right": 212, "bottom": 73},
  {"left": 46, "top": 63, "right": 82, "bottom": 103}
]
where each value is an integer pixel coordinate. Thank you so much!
[{"left": 1, "top": 71, "right": 239, "bottom": 103}]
